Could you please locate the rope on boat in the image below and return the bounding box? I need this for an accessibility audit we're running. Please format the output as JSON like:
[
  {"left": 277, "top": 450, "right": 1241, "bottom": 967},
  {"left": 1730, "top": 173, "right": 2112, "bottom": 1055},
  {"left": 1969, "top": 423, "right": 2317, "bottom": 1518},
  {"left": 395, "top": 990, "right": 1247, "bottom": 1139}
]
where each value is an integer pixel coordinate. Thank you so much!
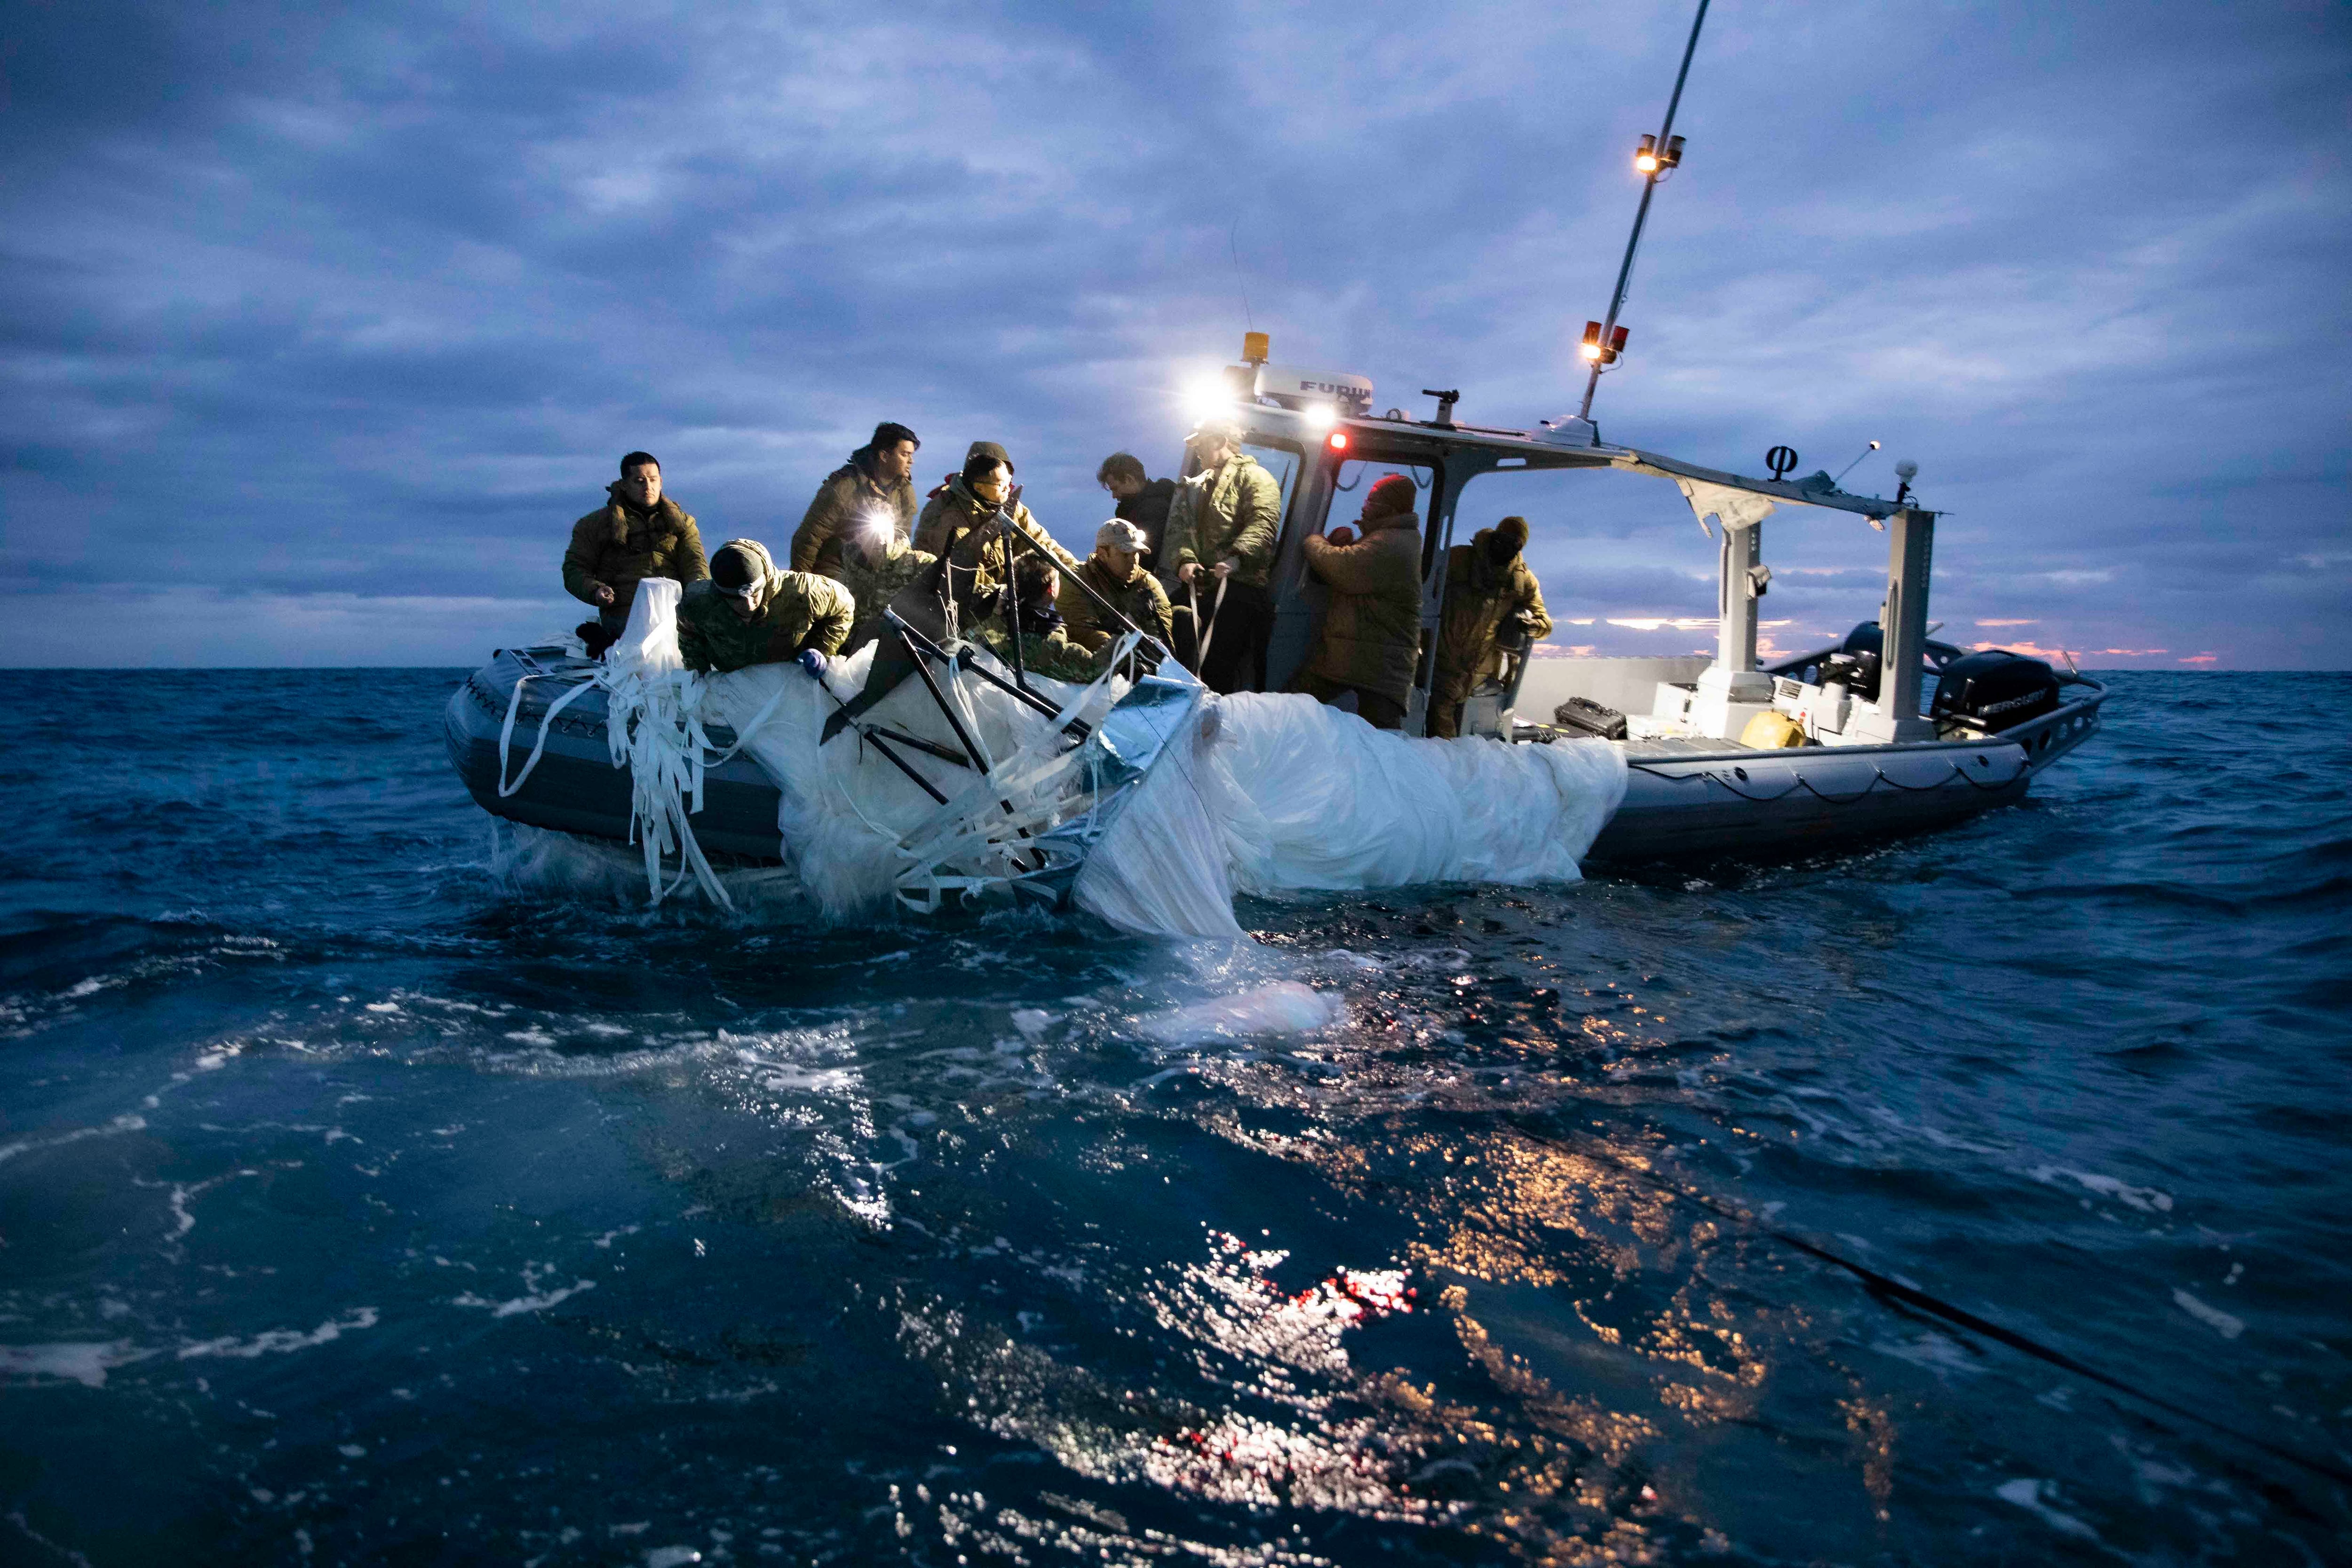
[
  {"left": 1625, "top": 752, "right": 2027, "bottom": 805},
  {"left": 492, "top": 648, "right": 802, "bottom": 912}
]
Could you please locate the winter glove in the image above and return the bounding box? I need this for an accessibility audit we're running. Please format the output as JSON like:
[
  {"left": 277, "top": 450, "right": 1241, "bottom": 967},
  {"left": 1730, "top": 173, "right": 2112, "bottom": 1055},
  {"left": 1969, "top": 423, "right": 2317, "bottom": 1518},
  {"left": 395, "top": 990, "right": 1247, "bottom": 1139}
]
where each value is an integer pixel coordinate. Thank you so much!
[{"left": 797, "top": 649, "right": 828, "bottom": 678}]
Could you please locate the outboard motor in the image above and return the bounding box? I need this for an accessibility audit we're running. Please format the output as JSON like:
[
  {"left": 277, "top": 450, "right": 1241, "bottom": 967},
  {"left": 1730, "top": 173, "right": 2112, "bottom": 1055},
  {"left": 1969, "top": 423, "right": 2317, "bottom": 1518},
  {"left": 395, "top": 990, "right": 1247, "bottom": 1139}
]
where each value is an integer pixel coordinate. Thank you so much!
[{"left": 1931, "top": 649, "right": 2060, "bottom": 734}]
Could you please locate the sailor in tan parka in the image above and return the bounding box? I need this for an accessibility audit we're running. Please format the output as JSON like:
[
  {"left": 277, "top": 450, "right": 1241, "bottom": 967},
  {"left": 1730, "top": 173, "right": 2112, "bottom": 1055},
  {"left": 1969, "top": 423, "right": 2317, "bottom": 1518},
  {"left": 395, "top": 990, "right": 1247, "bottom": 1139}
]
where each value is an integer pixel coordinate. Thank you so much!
[
  {"left": 1162, "top": 420, "right": 1282, "bottom": 692},
  {"left": 563, "top": 451, "right": 709, "bottom": 655},
  {"left": 1293, "top": 475, "right": 1425, "bottom": 731},
  {"left": 1429, "top": 515, "right": 1553, "bottom": 740},
  {"left": 911, "top": 442, "right": 1079, "bottom": 618}
]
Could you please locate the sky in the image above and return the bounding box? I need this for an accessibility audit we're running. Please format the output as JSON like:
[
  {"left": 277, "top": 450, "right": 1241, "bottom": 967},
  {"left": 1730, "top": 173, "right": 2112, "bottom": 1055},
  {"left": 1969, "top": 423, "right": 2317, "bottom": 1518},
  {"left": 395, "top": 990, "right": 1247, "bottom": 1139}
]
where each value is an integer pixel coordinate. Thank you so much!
[{"left": 1, "top": 0, "right": 2345, "bottom": 669}]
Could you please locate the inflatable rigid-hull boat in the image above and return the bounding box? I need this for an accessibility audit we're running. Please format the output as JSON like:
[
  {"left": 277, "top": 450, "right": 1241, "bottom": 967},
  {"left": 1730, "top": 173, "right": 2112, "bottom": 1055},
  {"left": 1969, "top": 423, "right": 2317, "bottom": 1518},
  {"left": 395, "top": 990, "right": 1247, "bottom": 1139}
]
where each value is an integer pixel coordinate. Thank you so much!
[{"left": 446, "top": 644, "right": 2108, "bottom": 872}]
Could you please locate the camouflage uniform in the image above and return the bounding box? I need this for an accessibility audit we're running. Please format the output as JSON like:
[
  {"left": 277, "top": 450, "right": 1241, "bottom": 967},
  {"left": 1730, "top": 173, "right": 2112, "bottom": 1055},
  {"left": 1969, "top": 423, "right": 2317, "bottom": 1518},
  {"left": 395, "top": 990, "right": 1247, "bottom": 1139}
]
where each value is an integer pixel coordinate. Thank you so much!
[
  {"left": 1163, "top": 454, "right": 1281, "bottom": 588},
  {"left": 676, "top": 541, "right": 855, "bottom": 675},
  {"left": 837, "top": 544, "right": 939, "bottom": 655},
  {"left": 1061, "top": 554, "right": 1174, "bottom": 656},
  {"left": 912, "top": 477, "right": 1079, "bottom": 609},
  {"left": 564, "top": 488, "right": 709, "bottom": 631},
  {"left": 976, "top": 623, "right": 1107, "bottom": 686}
]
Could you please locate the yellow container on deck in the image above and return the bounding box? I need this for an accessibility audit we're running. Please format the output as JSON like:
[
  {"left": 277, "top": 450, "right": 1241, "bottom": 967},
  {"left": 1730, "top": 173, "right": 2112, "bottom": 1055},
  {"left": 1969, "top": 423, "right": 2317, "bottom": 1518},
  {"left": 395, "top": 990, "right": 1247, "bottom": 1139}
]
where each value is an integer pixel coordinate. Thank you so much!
[{"left": 1740, "top": 710, "right": 1810, "bottom": 749}]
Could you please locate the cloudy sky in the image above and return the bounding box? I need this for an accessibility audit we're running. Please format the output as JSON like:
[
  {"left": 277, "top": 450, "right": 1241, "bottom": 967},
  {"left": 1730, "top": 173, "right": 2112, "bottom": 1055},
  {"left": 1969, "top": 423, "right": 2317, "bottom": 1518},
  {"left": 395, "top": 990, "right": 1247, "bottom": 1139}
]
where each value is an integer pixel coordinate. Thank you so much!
[{"left": 2, "top": 0, "right": 2344, "bottom": 668}]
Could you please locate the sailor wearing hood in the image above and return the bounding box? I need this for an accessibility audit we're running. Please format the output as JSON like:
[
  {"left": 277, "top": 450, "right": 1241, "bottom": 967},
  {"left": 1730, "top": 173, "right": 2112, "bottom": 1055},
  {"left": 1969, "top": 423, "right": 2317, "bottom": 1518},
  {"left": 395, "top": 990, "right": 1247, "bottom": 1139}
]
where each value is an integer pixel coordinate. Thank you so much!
[
  {"left": 1430, "top": 515, "right": 1553, "bottom": 740},
  {"left": 1293, "top": 474, "right": 1424, "bottom": 730},
  {"left": 677, "top": 539, "right": 854, "bottom": 676},
  {"left": 1164, "top": 419, "right": 1281, "bottom": 693},
  {"left": 912, "top": 442, "right": 1081, "bottom": 612},
  {"left": 564, "top": 451, "right": 710, "bottom": 654}
]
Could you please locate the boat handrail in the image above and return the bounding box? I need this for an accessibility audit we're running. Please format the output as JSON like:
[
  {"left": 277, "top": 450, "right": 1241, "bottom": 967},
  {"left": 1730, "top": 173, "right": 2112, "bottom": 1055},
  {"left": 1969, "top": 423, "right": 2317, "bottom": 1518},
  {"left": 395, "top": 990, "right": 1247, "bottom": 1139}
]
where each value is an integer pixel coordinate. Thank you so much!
[{"left": 1623, "top": 681, "right": 2106, "bottom": 769}]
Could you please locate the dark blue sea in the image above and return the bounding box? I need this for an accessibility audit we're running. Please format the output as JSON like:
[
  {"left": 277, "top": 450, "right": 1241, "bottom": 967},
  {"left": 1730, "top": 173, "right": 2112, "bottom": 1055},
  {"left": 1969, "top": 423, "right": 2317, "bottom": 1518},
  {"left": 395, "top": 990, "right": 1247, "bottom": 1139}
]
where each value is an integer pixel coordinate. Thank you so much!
[{"left": 2, "top": 669, "right": 2347, "bottom": 1566}]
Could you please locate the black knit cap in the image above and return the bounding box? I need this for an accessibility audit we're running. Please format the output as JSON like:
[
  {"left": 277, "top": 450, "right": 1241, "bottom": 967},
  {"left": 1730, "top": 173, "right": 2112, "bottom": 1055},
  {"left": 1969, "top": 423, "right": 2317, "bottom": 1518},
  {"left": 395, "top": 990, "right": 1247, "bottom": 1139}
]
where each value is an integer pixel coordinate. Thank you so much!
[{"left": 711, "top": 543, "right": 761, "bottom": 593}]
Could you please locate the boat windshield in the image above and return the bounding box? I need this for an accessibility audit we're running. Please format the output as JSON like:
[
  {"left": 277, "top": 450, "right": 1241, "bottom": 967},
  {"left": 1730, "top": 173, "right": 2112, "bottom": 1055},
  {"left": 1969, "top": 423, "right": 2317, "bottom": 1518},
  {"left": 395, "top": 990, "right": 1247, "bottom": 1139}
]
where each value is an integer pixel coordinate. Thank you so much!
[
  {"left": 1328, "top": 457, "right": 1438, "bottom": 570},
  {"left": 1241, "top": 441, "right": 1301, "bottom": 528}
]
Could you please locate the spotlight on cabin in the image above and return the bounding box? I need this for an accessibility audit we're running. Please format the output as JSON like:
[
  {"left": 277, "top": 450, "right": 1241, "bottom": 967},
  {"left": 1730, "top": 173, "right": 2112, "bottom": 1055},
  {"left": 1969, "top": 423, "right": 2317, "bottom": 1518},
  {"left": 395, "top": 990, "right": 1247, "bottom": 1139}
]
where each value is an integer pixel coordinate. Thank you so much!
[
  {"left": 1183, "top": 375, "right": 1233, "bottom": 427},
  {"left": 1300, "top": 401, "right": 1339, "bottom": 431},
  {"left": 1634, "top": 134, "right": 1660, "bottom": 174},
  {"left": 1580, "top": 320, "right": 1605, "bottom": 362},
  {"left": 1662, "top": 134, "right": 1685, "bottom": 169}
]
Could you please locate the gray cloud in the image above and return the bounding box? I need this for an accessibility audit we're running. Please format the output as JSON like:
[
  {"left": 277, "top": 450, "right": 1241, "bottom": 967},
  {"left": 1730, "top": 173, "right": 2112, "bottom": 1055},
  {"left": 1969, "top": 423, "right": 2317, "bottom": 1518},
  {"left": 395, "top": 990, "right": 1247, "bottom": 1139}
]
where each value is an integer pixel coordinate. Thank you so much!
[{"left": 2, "top": 0, "right": 2346, "bottom": 666}]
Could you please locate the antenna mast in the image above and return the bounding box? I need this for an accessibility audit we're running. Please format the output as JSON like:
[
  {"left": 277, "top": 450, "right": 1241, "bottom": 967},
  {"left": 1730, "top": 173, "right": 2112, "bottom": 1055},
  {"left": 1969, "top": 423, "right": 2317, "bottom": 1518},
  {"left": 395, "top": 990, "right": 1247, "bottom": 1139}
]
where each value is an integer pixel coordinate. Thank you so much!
[{"left": 1577, "top": 0, "right": 1712, "bottom": 420}]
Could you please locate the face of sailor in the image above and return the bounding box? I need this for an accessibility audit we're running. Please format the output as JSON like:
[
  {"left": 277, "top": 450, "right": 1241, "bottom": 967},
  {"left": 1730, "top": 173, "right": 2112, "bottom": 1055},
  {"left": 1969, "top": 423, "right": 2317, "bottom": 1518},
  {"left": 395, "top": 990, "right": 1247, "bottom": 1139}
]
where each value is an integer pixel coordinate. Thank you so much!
[
  {"left": 968, "top": 462, "right": 1010, "bottom": 505},
  {"left": 1095, "top": 544, "right": 1138, "bottom": 580},
  {"left": 725, "top": 586, "right": 764, "bottom": 622},
  {"left": 1193, "top": 434, "right": 1235, "bottom": 470},
  {"left": 872, "top": 441, "right": 915, "bottom": 487},
  {"left": 620, "top": 463, "right": 661, "bottom": 510}
]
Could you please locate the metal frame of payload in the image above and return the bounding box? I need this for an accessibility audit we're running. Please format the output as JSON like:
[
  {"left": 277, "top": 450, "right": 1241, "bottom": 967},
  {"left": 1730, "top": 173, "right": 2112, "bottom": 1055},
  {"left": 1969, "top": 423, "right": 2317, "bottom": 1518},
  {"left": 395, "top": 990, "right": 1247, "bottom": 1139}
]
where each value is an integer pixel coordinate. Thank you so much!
[{"left": 444, "top": 533, "right": 1210, "bottom": 913}]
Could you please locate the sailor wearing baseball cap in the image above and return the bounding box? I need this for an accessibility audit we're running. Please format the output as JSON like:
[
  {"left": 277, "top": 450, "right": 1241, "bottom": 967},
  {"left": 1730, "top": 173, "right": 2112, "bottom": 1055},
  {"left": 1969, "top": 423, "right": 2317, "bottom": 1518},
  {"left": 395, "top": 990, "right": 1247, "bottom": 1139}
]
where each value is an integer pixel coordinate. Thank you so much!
[{"left": 1062, "top": 518, "right": 1173, "bottom": 670}]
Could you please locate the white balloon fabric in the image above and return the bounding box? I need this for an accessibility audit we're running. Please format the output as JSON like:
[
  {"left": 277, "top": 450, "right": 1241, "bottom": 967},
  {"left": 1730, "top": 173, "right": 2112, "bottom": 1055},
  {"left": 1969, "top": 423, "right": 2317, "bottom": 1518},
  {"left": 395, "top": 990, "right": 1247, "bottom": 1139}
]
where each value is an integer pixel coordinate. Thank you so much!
[{"left": 604, "top": 586, "right": 1628, "bottom": 936}]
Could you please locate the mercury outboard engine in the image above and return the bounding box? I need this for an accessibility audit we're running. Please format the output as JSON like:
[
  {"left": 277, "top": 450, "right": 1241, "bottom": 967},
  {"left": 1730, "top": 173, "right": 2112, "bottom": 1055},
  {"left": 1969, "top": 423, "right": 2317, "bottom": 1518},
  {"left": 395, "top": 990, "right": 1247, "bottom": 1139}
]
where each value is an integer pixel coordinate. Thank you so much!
[{"left": 1931, "top": 649, "right": 2060, "bottom": 734}]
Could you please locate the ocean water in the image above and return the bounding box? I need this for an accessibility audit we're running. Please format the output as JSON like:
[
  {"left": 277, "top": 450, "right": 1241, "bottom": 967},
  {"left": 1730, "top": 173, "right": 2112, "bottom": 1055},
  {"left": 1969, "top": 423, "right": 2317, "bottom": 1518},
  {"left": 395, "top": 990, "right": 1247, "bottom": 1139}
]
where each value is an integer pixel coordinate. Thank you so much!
[{"left": 1, "top": 667, "right": 2346, "bottom": 1566}]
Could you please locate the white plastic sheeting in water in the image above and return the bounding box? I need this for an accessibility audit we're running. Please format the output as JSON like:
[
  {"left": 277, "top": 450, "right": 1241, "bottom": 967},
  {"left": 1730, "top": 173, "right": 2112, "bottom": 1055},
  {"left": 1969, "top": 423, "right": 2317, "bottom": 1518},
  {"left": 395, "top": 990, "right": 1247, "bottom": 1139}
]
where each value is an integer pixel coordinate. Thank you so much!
[
  {"left": 696, "top": 641, "right": 1132, "bottom": 919},
  {"left": 1074, "top": 693, "right": 1628, "bottom": 938},
  {"left": 597, "top": 587, "right": 1626, "bottom": 937}
]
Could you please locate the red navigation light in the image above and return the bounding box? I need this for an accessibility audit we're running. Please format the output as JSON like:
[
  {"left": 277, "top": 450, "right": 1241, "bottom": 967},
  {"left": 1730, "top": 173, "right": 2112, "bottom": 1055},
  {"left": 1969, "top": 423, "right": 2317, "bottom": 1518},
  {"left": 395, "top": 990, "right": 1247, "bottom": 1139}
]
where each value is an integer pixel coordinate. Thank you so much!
[{"left": 1327, "top": 431, "right": 1349, "bottom": 451}]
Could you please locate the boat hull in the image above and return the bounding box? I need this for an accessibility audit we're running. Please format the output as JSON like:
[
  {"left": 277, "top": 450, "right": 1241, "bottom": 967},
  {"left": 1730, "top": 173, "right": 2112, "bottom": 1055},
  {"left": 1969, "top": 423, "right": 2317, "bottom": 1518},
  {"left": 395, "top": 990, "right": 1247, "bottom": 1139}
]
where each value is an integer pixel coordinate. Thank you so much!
[
  {"left": 443, "top": 648, "right": 787, "bottom": 862},
  {"left": 445, "top": 650, "right": 2106, "bottom": 874},
  {"left": 1583, "top": 685, "right": 2106, "bottom": 864}
]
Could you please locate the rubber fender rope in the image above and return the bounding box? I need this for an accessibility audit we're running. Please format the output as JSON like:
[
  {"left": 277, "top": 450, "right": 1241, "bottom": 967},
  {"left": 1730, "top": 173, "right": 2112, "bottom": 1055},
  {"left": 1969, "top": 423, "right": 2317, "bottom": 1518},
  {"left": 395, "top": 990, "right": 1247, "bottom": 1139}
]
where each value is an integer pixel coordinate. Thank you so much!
[
  {"left": 1627, "top": 755, "right": 2024, "bottom": 805},
  {"left": 1504, "top": 1120, "right": 2352, "bottom": 1490}
]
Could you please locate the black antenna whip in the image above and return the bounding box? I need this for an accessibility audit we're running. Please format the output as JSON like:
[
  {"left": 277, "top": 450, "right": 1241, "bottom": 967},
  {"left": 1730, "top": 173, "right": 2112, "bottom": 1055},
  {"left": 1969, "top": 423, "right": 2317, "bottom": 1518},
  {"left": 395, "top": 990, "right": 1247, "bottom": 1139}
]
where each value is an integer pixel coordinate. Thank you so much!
[{"left": 1577, "top": 0, "right": 1711, "bottom": 421}]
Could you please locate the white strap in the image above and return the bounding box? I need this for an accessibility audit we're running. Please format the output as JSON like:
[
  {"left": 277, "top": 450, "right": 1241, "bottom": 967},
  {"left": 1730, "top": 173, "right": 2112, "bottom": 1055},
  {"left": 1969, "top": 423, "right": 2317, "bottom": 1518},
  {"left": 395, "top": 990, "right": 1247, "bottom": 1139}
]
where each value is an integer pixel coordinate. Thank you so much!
[
  {"left": 1191, "top": 574, "right": 1231, "bottom": 668},
  {"left": 496, "top": 672, "right": 599, "bottom": 798}
]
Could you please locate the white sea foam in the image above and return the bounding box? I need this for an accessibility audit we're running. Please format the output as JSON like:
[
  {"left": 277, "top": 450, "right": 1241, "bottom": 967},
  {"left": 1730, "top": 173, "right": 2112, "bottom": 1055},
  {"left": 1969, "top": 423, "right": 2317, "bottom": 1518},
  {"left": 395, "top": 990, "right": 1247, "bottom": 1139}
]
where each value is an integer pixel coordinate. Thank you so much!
[
  {"left": 0, "top": 1341, "right": 137, "bottom": 1388},
  {"left": 1994, "top": 1478, "right": 2103, "bottom": 1541},
  {"left": 177, "top": 1307, "right": 379, "bottom": 1361},
  {"left": 2029, "top": 1165, "right": 2174, "bottom": 1213},
  {"left": 1142, "top": 982, "right": 1344, "bottom": 1044},
  {"left": 455, "top": 1260, "right": 600, "bottom": 1318},
  {"left": 0, "top": 1113, "right": 146, "bottom": 1165},
  {"left": 2171, "top": 1288, "right": 2245, "bottom": 1340},
  {"left": 455, "top": 1280, "right": 596, "bottom": 1318}
]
